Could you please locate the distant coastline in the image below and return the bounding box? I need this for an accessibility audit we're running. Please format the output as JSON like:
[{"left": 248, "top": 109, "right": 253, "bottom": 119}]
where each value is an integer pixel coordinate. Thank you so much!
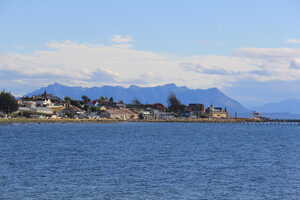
[
  {"left": 2, "top": 90, "right": 298, "bottom": 123},
  {"left": 0, "top": 118, "right": 291, "bottom": 124}
]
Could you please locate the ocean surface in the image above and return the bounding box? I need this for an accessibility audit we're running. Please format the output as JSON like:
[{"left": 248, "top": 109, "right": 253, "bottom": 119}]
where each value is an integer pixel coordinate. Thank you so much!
[{"left": 1, "top": 122, "right": 300, "bottom": 200}]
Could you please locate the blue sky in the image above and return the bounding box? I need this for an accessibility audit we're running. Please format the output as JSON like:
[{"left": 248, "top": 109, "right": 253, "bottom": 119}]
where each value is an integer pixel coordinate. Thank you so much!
[{"left": 1, "top": 0, "right": 300, "bottom": 107}]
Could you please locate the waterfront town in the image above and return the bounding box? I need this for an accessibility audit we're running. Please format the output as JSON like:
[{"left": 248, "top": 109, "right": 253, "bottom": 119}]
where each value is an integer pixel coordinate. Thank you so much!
[{"left": 0, "top": 91, "right": 230, "bottom": 121}]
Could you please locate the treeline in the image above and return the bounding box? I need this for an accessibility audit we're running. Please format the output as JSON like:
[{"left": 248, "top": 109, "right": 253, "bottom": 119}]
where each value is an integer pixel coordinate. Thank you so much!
[
  {"left": 64, "top": 95, "right": 117, "bottom": 112},
  {"left": 67, "top": 93, "right": 186, "bottom": 113},
  {"left": 0, "top": 91, "right": 18, "bottom": 114}
]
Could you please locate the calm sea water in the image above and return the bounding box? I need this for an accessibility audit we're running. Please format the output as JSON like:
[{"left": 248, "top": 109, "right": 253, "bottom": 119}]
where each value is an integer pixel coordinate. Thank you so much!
[{"left": 1, "top": 122, "right": 300, "bottom": 200}]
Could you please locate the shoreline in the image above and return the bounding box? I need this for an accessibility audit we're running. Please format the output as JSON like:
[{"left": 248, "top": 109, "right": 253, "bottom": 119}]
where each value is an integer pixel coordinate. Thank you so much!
[
  {"left": 0, "top": 118, "right": 122, "bottom": 124},
  {"left": 1, "top": 118, "right": 297, "bottom": 124}
]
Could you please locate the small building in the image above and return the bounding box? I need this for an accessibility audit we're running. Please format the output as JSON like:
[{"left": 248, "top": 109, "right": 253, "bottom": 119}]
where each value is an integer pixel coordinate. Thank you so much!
[
  {"left": 100, "top": 108, "right": 139, "bottom": 120},
  {"left": 187, "top": 104, "right": 205, "bottom": 112},
  {"left": 0, "top": 111, "right": 5, "bottom": 118},
  {"left": 183, "top": 104, "right": 206, "bottom": 118},
  {"left": 140, "top": 111, "right": 152, "bottom": 120},
  {"left": 35, "top": 107, "right": 54, "bottom": 115},
  {"left": 18, "top": 100, "right": 37, "bottom": 108},
  {"left": 138, "top": 108, "right": 175, "bottom": 120},
  {"left": 116, "top": 101, "right": 126, "bottom": 108},
  {"left": 99, "top": 106, "right": 107, "bottom": 111},
  {"left": 152, "top": 110, "right": 176, "bottom": 120},
  {"left": 252, "top": 112, "right": 269, "bottom": 120},
  {"left": 151, "top": 103, "right": 166, "bottom": 112},
  {"left": 58, "top": 105, "right": 86, "bottom": 118},
  {"left": 31, "top": 91, "right": 63, "bottom": 103},
  {"left": 206, "top": 105, "right": 229, "bottom": 119},
  {"left": 35, "top": 99, "right": 54, "bottom": 107}
]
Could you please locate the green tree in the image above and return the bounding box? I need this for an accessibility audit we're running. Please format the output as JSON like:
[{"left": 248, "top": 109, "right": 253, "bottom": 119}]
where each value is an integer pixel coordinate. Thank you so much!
[
  {"left": 0, "top": 91, "right": 19, "bottom": 114},
  {"left": 81, "top": 95, "right": 90, "bottom": 104},
  {"left": 71, "top": 100, "right": 81, "bottom": 108},
  {"left": 98, "top": 96, "right": 107, "bottom": 104},
  {"left": 64, "top": 96, "right": 72, "bottom": 103},
  {"left": 64, "top": 96, "right": 81, "bottom": 108},
  {"left": 90, "top": 106, "right": 98, "bottom": 112}
]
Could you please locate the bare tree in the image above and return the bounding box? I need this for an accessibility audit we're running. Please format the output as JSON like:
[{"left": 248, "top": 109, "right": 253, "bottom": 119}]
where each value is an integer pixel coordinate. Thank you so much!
[{"left": 167, "top": 93, "right": 185, "bottom": 113}]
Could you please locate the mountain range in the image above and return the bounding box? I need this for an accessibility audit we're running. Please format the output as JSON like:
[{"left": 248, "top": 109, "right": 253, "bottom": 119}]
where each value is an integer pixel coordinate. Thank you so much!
[
  {"left": 27, "top": 83, "right": 249, "bottom": 114},
  {"left": 253, "top": 99, "right": 300, "bottom": 114}
]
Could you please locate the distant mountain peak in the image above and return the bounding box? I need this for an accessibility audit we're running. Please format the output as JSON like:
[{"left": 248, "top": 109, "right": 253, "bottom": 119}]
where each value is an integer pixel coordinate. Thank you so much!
[
  {"left": 209, "top": 87, "right": 219, "bottom": 91},
  {"left": 129, "top": 85, "right": 140, "bottom": 89},
  {"left": 51, "top": 82, "right": 64, "bottom": 86},
  {"left": 163, "top": 83, "right": 177, "bottom": 87},
  {"left": 254, "top": 98, "right": 300, "bottom": 114}
]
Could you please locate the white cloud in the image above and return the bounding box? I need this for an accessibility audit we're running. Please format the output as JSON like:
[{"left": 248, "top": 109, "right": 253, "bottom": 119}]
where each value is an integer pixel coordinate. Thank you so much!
[
  {"left": 2, "top": 41, "right": 300, "bottom": 94},
  {"left": 234, "top": 48, "right": 300, "bottom": 59},
  {"left": 289, "top": 59, "right": 300, "bottom": 69},
  {"left": 111, "top": 43, "right": 133, "bottom": 49},
  {"left": 287, "top": 39, "right": 300, "bottom": 44},
  {"left": 230, "top": 48, "right": 300, "bottom": 81},
  {"left": 111, "top": 35, "right": 133, "bottom": 43}
]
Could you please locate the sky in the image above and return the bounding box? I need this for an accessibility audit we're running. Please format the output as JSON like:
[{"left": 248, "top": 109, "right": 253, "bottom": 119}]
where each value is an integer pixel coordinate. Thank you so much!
[{"left": 1, "top": 0, "right": 300, "bottom": 107}]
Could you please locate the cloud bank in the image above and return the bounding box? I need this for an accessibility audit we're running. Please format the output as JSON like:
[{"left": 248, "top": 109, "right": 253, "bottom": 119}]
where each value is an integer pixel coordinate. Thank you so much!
[
  {"left": 287, "top": 39, "right": 300, "bottom": 44},
  {"left": 1, "top": 40, "right": 300, "bottom": 105}
]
